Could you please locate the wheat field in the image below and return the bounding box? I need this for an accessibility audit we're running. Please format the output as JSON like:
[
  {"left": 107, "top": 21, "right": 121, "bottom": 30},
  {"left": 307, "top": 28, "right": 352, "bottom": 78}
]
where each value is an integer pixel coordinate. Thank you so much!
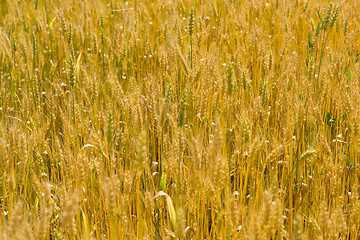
[{"left": 0, "top": 0, "right": 360, "bottom": 239}]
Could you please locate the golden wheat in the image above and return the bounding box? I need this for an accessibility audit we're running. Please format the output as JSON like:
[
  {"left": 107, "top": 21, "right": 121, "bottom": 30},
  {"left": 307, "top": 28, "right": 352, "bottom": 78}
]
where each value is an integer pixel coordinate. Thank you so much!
[{"left": 0, "top": 0, "right": 359, "bottom": 239}]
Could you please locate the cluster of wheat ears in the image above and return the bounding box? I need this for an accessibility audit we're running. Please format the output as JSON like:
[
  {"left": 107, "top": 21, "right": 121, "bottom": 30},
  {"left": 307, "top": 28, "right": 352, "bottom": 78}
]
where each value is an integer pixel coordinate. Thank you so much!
[{"left": 0, "top": 0, "right": 360, "bottom": 239}]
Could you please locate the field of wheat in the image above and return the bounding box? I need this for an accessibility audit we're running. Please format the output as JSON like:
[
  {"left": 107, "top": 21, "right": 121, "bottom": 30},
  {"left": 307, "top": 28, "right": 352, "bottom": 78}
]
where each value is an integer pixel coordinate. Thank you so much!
[{"left": 0, "top": 0, "right": 360, "bottom": 239}]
